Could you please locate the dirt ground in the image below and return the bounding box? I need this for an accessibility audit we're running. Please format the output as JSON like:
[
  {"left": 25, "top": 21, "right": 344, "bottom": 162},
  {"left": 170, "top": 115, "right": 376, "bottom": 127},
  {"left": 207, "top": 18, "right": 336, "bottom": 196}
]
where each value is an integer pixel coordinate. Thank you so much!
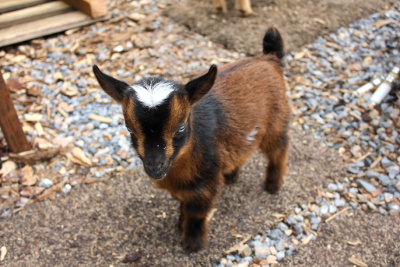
[
  {"left": 164, "top": 0, "right": 397, "bottom": 54},
  {"left": 1, "top": 0, "right": 400, "bottom": 266},
  {"left": 1, "top": 127, "right": 399, "bottom": 266}
]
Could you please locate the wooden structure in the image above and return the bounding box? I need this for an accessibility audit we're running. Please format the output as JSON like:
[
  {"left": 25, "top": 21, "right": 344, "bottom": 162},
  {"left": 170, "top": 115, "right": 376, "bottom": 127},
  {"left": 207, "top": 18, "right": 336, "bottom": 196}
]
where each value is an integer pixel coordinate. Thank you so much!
[
  {"left": 0, "top": 0, "right": 108, "bottom": 47},
  {"left": 0, "top": 69, "right": 31, "bottom": 153}
]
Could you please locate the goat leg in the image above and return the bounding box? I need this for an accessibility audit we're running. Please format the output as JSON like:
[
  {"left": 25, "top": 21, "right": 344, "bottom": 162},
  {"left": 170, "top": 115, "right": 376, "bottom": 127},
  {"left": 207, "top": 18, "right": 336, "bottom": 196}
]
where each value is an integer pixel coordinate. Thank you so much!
[
  {"left": 235, "top": 0, "right": 253, "bottom": 16},
  {"left": 180, "top": 199, "right": 215, "bottom": 252},
  {"left": 214, "top": 0, "right": 227, "bottom": 13}
]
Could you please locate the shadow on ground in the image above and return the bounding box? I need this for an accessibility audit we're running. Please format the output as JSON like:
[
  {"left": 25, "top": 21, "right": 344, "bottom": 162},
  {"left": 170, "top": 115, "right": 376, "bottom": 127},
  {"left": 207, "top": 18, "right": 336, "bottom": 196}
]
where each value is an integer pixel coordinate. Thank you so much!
[{"left": 1, "top": 127, "right": 398, "bottom": 266}]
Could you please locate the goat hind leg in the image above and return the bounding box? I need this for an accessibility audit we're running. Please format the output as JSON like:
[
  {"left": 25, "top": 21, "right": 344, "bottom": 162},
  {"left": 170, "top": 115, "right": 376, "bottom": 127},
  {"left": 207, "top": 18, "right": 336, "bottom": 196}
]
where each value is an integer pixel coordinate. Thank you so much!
[{"left": 261, "top": 136, "right": 288, "bottom": 193}]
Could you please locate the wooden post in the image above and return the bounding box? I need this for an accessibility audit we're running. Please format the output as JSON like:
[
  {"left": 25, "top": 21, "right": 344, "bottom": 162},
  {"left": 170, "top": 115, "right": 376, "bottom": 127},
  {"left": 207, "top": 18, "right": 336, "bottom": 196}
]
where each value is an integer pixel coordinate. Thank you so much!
[{"left": 0, "top": 69, "right": 31, "bottom": 153}]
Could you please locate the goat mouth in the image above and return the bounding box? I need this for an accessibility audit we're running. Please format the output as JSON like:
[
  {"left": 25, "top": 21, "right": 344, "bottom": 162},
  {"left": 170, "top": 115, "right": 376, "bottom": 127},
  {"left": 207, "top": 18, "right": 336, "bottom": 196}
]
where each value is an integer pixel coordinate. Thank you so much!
[{"left": 144, "top": 168, "right": 169, "bottom": 180}]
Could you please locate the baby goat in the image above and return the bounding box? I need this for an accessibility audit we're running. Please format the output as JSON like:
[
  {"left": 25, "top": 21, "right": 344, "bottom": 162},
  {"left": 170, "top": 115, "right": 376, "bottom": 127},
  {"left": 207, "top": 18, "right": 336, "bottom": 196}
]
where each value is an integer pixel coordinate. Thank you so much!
[{"left": 93, "top": 26, "right": 291, "bottom": 252}]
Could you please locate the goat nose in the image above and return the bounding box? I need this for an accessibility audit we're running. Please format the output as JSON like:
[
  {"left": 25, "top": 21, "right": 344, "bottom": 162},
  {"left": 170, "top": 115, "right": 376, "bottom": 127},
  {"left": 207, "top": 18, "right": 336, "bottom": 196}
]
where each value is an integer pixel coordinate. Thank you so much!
[{"left": 145, "top": 162, "right": 162, "bottom": 172}]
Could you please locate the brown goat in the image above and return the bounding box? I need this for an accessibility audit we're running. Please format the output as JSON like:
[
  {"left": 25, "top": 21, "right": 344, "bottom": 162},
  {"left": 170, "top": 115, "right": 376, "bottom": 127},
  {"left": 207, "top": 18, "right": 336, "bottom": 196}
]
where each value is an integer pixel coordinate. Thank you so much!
[{"left": 93, "top": 26, "right": 291, "bottom": 252}]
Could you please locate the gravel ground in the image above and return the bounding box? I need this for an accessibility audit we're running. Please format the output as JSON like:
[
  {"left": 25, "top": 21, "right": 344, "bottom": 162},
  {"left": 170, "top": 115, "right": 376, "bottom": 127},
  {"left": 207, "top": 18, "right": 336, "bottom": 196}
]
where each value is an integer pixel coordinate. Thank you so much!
[{"left": 0, "top": 0, "right": 400, "bottom": 266}]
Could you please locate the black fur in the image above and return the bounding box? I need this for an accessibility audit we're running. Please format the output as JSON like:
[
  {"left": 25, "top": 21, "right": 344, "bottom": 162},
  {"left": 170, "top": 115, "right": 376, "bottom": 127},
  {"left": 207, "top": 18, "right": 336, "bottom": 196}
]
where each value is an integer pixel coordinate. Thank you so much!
[{"left": 262, "top": 26, "right": 285, "bottom": 60}]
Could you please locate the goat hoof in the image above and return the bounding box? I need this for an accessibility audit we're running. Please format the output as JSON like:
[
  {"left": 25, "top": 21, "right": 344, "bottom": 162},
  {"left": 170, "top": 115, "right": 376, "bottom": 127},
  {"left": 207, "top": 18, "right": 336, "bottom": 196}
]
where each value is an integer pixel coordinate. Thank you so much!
[
  {"left": 264, "top": 182, "right": 281, "bottom": 194},
  {"left": 183, "top": 235, "right": 206, "bottom": 252}
]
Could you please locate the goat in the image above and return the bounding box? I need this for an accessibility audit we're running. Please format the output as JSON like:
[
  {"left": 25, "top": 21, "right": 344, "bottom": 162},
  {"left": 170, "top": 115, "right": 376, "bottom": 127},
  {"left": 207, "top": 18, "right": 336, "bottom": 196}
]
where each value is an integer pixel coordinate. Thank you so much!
[
  {"left": 214, "top": 0, "right": 253, "bottom": 16},
  {"left": 93, "top": 26, "right": 291, "bottom": 252}
]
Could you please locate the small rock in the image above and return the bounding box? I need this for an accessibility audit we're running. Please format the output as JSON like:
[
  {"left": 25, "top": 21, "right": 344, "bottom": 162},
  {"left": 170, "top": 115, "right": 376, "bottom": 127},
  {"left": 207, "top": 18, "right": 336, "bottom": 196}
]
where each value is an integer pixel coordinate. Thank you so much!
[
  {"left": 38, "top": 178, "right": 53, "bottom": 188},
  {"left": 275, "top": 251, "right": 285, "bottom": 261},
  {"left": 356, "top": 179, "right": 377, "bottom": 193},
  {"left": 365, "top": 170, "right": 380, "bottom": 179},
  {"left": 255, "top": 246, "right": 270, "bottom": 257},
  {"left": 268, "top": 229, "right": 283, "bottom": 240},
  {"left": 347, "top": 165, "right": 360, "bottom": 174},
  {"left": 320, "top": 205, "right": 329, "bottom": 215},
  {"left": 63, "top": 184, "right": 72, "bottom": 194},
  {"left": 327, "top": 183, "right": 338, "bottom": 191},
  {"left": 278, "top": 222, "right": 289, "bottom": 231},
  {"left": 366, "top": 202, "right": 377, "bottom": 210},
  {"left": 275, "top": 239, "right": 285, "bottom": 251},
  {"left": 335, "top": 199, "right": 346, "bottom": 207},
  {"left": 389, "top": 210, "right": 400, "bottom": 216},
  {"left": 381, "top": 157, "right": 393, "bottom": 168}
]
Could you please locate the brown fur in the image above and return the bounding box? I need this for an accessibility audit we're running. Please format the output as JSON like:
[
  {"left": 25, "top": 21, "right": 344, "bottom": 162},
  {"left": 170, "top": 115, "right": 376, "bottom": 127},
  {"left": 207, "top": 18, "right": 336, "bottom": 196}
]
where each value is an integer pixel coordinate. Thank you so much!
[{"left": 154, "top": 53, "right": 291, "bottom": 250}]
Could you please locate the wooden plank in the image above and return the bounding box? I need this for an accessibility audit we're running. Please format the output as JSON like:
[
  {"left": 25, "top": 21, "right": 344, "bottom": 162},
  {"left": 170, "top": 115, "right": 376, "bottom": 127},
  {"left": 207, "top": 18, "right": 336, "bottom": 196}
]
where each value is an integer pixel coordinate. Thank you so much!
[
  {"left": 0, "top": 69, "right": 31, "bottom": 153},
  {"left": 0, "top": 0, "right": 52, "bottom": 13},
  {"left": 61, "top": 0, "right": 107, "bottom": 18},
  {"left": 0, "top": 1, "right": 73, "bottom": 29},
  {"left": 0, "top": 11, "right": 108, "bottom": 47}
]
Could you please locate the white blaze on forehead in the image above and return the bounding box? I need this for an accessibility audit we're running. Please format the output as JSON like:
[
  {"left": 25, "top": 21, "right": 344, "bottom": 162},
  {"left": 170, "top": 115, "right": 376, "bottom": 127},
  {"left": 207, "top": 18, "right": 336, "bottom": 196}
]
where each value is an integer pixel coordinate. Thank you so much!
[{"left": 131, "top": 80, "right": 175, "bottom": 108}]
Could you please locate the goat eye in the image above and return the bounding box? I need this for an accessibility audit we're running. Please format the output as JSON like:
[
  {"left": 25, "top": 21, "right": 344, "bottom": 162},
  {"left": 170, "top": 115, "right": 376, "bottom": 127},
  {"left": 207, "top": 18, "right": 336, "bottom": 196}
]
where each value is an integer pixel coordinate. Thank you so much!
[
  {"left": 177, "top": 125, "right": 185, "bottom": 133},
  {"left": 126, "top": 126, "right": 133, "bottom": 134}
]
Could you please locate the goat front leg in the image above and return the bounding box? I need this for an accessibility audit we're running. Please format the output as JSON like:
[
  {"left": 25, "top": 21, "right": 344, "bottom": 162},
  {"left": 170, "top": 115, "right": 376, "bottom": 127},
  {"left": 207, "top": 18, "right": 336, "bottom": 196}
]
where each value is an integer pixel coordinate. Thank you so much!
[
  {"left": 180, "top": 198, "right": 215, "bottom": 252},
  {"left": 235, "top": 0, "right": 253, "bottom": 16},
  {"left": 214, "top": 0, "right": 227, "bottom": 13}
]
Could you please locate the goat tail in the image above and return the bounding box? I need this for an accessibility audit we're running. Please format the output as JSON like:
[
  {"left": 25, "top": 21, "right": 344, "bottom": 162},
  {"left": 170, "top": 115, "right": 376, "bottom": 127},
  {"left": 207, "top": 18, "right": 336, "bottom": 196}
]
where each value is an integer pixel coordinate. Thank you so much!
[{"left": 262, "top": 26, "right": 285, "bottom": 60}]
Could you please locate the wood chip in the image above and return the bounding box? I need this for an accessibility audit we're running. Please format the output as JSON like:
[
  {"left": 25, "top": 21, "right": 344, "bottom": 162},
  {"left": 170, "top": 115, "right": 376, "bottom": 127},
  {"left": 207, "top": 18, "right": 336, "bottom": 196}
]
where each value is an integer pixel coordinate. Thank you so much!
[
  {"left": 271, "top": 213, "right": 286, "bottom": 219},
  {"left": 0, "top": 161, "right": 18, "bottom": 177},
  {"left": 71, "top": 147, "right": 91, "bottom": 166},
  {"left": 20, "top": 165, "right": 36, "bottom": 186},
  {"left": 301, "top": 233, "right": 314, "bottom": 245},
  {"left": 326, "top": 207, "right": 349, "bottom": 223},
  {"left": 24, "top": 113, "right": 43, "bottom": 122},
  {"left": 348, "top": 256, "right": 367, "bottom": 267},
  {"left": 89, "top": 113, "right": 112, "bottom": 123},
  {"left": 206, "top": 208, "right": 217, "bottom": 222},
  {"left": 313, "top": 18, "right": 326, "bottom": 25},
  {"left": 34, "top": 122, "right": 45, "bottom": 136},
  {"left": 224, "top": 235, "right": 252, "bottom": 254},
  {"left": 83, "top": 177, "right": 98, "bottom": 184},
  {"left": 347, "top": 240, "right": 362, "bottom": 246},
  {"left": 20, "top": 186, "right": 45, "bottom": 198},
  {"left": 0, "top": 246, "right": 7, "bottom": 261},
  {"left": 373, "top": 19, "right": 393, "bottom": 28}
]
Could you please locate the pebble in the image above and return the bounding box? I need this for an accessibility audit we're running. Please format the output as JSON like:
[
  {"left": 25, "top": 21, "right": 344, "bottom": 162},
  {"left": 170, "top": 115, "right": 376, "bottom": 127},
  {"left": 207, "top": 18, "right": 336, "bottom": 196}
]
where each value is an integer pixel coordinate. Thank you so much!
[
  {"left": 62, "top": 184, "right": 72, "bottom": 194},
  {"left": 334, "top": 199, "right": 346, "bottom": 207},
  {"left": 327, "top": 183, "right": 338, "bottom": 191},
  {"left": 275, "top": 239, "right": 286, "bottom": 251},
  {"left": 347, "top": 165, "right": 360, "bottom": 174},
  {"left": 356, "top": 179, "right": 377, "bottom": 193},
  {"left": 38, "top": 178, "right": 53, "bottom": 188},
  {"left": 255, "top": 247, "right": 270, "bottom": 257},
  {"left": 268, "top": 229, "right": 284, "bottom": 240},
  {"left": 275, "top": 251, "right": 285, "bottom": 261}
]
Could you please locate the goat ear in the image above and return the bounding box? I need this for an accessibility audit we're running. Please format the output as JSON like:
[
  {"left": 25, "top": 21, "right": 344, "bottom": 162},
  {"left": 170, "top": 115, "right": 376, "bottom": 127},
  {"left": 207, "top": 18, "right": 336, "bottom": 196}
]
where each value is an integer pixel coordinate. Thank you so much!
[
  {"left": 185, "top": 64, "right": 217, "bottom": 104},
  {"left": 92, "top": 65, "right": 130, "bottom": 103}
]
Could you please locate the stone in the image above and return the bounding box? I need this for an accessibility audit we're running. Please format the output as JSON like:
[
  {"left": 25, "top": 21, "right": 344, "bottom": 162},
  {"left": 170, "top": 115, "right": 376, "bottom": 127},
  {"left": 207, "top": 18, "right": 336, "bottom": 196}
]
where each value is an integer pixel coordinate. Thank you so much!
[
  {"left": 255, "top": 246, "right": 270, "bottom": 257},
  {"left": 381, "top": 157, "right": 393, "bottom": 168},
  {"left": 365, "top": 170, "right": 380, "bottom": 179},
  {"left": 268, "top": 229, "right": 284, "bottom": 240},
  {"left": 275, "top": 239, "right": 285, "bottom": 251},
  {"left": 276, "top": 251, "right": 285, "bottom": 261},
  {"left": 277, "top": 222, "right": 289, "bottom": 231},
  {"left": 38, "top": 178, "right": 53, "bottom": 188},
  {"left": 335, "top": 199, "right": 346, "bottom": 207},
  {"left": 327, "top": 183, "right": 338, "bottom": 191},
  {"left": 356, "top": 179, "right": 377, "bottom": 193},
  {"left": 347, "top": 165, "right": 360, "bottom": 174},
  {"left": 320, "top": 205, "right": 329, "bottom": 215}
]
